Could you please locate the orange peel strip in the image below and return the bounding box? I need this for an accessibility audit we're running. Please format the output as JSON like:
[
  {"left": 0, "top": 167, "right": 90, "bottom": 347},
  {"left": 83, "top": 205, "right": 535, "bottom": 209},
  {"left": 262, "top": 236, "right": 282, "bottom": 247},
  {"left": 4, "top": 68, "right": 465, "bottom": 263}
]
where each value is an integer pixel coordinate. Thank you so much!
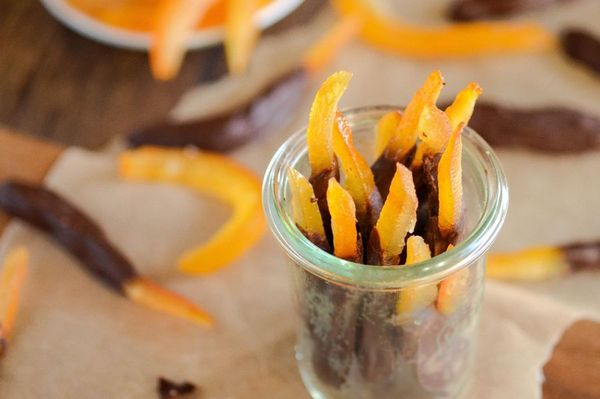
[
  {"left": 119, "top": 147, "right": 265, "bottom": 275},
  {"left": 373, "top": 163, "right": 418, "bottom": 264},
  {"left": 125, "top": 277, "right": 213, "bottom": 326},
  {"left": 413, "top": 103, "right": 452, "bottom": 168},
  {"left": 397, "top": 236, "right": 437, "bottom": 315},
  {"left": 385, "top": 71, "right": 445, "bottom": 160},
  {"left": 445, "top": 82, "right": 483, "bottom": 130},
  {"left": 436, "top": 244, "right": 470, "bottom": 315},
  {"left": 287, "top": 167, "right": 326, "bottom": 239},
  {"left": 438, "top": 123, "right": 464, "bottom": 235},
  {"left": 0, "top": 247, "right": 28, "bottom": 350},
  {"left": 302, "top": 16, "right": 362, "bottom": 75},
  {"left": 151, "top": 0, "right": 217, "bottom": 81},
  {"left": 327, "top": 178, "right": 360, "bottom": 261},
  {"left": 333, "top": 112, "right": 382, "bottom": 228},
  {"left": 330, "top": 0, "right": 555, "bottom": 58},
  {"left": 374, "top": 111, "right": 403, "bottom": 159},
  {"left": 486, "top": 246, "right": 568, "bottom": 281},
  {"left": 307, "top": 71, "right": 353, "bottom": 176},
  {"left": 225, "top": 0, "right": 260, "bottom": 74}
]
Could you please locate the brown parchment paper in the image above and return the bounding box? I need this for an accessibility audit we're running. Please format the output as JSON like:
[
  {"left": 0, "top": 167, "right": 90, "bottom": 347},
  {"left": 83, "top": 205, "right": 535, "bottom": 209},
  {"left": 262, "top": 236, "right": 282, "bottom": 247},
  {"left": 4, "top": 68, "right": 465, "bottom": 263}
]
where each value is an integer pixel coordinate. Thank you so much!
[{"left": 2, "top": 0, "right": 600, "bottom": 397}]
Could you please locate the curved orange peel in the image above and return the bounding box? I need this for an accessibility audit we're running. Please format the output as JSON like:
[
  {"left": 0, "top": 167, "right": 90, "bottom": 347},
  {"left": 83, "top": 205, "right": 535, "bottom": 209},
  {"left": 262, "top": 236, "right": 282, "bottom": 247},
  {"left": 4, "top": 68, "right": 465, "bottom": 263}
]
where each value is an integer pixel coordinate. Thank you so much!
[
  {"left": 437, "top": 244, "right": 470, "bottom": 315},
  {"left": 385, "top": 71, "right": 445, "bottom": 161},
  {"left": 119, "top": 147, "right": 265, "bottom": 275},
  {"left": 373, "top": 163, "right": 418, "bottom": 264},
  {"left": 302, "top": 16, "right": 361, "bottom": 75},
  {"left": 333, "top": 112, "right": 382, "bottom": 229},
  {"left": 327, "top": 179, "right": 360, "bottom": 261},
  {"left": 486, "top": 246, "right": 568, "bottom": 281},
  {"left": 287, "top": 167, "right": 326, "bottom": 239},
  {"left": 445, "top": 82, "right": 483, "bottom": 130},
  {"left": 397, "top": 236, "right": 437, "bottom": 315},
  {"left": 225, "top": 0, "right": 260, "bottom": 74},
  {"left": 330, "top": 0, "right": 555, "bottom": 58},
  {"left": 307, "top": 71, "right": 353, "bottom": 176},
  {"left": 438, "top": 123, "right": 464, "bottom": 235},
  {"left": 125, "top": 277, "right": 213, "bottom": 326}
]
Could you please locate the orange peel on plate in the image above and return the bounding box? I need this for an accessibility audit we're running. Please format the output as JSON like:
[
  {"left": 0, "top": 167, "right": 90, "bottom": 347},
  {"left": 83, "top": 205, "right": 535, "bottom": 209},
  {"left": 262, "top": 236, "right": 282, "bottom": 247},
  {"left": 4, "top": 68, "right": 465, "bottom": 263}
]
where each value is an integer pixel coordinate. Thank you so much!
[
  {"left": 150, "top": 0, "right": 218, "bottom": 80},
  {"left": 119, "top": 147, "right": 265, "bottom": 275},
  {"left": 486, "top": 246, "right": 569, "bottom": 281},
  {"left": 224, "top": 0, "right": 260, "bottom": 74},
  {"left": 330, "top": 0, "right": 555, "bottom": 58}
]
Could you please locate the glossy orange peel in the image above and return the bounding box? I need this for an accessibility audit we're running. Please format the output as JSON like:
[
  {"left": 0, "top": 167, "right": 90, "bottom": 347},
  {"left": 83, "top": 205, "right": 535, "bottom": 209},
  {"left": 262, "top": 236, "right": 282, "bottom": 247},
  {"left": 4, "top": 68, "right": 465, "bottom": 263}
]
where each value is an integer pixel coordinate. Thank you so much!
[
  {"left": 0, "top": 247, "right": 28, "bottom": 355},
  {"left": 438, "top": 123, "right": 464, "bottom": 235},
  {"left": 445, "top": 82, "right": 483, "bottom": 130},
  {"left": 397, "top": 236, "right": 437, "bottom": 315},
  {"left": 373, "top": 163, "right": 418, "bottom": 265},
  {"left": 119, "top": 147, "right": 265, "bottom": 275},
  {"left": 150, "top": 0, "right": 217, "bottom": 80},
  {"left": 125, "top": 277, "right": 213, "bottom": 326},
  {"left": 374, "top": 111, "right": 403, "bottom": 158},
  {"left": 331, "top": 0, "right": 554, "bottom": 58},
  {"left": 287, "top": 167, "right": 327, "bottom": 241},
  {"left": 302, "top": 16, "right": 362, "bottom": 76},
  {"left": 487, "top": 246, "right": 568, "bottom": 281},
  {"left": 333, "top": 113, "right": 382, "bottom": 231},
  {"left": 327, "top": 178, "right": 360, "bottom": 261},
  {"left": 225, "top": 0, "right": 259, "bottom": 74},
  {"left": 307, "top": 71, "right": 353, "bottom": 176},
  {"left": 384, "top": 71, "right": 445, "bottom": 161},
  {"left": 413, "top": 104, "right": 452, "bottom": 168}
]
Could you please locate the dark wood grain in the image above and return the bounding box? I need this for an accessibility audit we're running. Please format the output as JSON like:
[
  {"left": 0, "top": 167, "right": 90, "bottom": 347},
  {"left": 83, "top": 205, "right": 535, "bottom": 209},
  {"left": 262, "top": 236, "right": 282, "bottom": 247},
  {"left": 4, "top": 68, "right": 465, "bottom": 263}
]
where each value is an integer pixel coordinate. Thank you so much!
[{"left": 0, "top": 0, "right": 323, "bottom": 148}]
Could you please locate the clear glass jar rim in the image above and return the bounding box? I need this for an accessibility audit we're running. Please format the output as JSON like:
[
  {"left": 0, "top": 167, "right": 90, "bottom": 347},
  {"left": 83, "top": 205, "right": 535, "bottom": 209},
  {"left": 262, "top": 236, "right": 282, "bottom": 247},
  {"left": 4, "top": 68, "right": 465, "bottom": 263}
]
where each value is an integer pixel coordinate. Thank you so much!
[{"left": 262, "top": 105, "right": 509, "bottom": 289}]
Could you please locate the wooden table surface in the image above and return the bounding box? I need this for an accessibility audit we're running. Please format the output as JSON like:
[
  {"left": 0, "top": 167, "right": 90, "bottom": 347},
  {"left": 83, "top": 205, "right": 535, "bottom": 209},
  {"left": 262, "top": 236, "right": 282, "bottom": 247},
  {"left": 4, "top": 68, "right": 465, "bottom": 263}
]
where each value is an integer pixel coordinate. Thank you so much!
[{"left": 1, "top": 0, "right": 599, "bottom": 397}]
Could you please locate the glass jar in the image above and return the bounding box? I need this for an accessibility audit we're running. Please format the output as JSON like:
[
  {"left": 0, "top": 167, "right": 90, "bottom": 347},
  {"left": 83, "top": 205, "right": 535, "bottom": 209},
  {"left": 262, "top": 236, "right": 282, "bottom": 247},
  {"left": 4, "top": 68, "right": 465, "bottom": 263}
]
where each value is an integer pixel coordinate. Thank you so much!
[{"left": 263, "top": 106, "right": 509, "bottom": 399}]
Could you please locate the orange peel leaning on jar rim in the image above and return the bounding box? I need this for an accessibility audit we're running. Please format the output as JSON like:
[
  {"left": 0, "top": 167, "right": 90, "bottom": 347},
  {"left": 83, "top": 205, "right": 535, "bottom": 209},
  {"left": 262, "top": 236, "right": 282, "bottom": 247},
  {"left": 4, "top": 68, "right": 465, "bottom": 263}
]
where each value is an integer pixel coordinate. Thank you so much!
[
  {"left": 330, "top": 0, "right": 555, "bottom": 58},
  {"left": 119, "top": 147, "right": 265, "bottom": 275}
]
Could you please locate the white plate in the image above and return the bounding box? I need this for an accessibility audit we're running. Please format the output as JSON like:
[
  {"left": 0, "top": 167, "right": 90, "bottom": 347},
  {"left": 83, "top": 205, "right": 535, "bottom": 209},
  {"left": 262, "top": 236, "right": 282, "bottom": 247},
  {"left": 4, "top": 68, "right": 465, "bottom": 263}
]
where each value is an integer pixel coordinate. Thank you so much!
[{"left": 40, "top": 0, "right": 305, "bottom": 51}]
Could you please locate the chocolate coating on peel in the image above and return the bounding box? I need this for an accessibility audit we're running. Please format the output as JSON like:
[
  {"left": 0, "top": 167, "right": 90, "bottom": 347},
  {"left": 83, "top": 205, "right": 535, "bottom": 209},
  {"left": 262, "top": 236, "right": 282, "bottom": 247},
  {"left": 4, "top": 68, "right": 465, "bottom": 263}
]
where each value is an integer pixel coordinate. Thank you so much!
[
  {"left": 562, "top": 241, "right": 600, "bottom": 272},
  {"left": 128, "top": 68, "right": 307, "bottom": 152},
  {"left": 465, "top": 101, "right": 600, "bottom": 153},
  {"left": 562, "top": 29, "right": 600, "bottom": 77},
  {"left": 310, "top": 164, "right": 339, "bottom": 247},
  {"left": 157, "top": 377, "right": 197, "bottom": 398},
  {"left": 0, "top": 181, "right": 137, "bottom": 293},
  {"left": 448, "top": 0, "right": 571, "bottom": 21}
]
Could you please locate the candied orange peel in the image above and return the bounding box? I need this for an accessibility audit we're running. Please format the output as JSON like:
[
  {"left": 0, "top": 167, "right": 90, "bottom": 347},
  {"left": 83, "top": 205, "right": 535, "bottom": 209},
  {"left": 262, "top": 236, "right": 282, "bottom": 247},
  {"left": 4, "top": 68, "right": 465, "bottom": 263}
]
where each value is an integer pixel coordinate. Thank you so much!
[
  {"left": 333, "top": 113, "right": 382, "bottom": 233},
  {"left": 436, "top": 245, "right": 470, "bottom": 315},
  {"left": 125, "top": 277, "right": 213, "bottom": 326},
  {"left": 327, "top": 179, "right": 361, "bottom": 261},
  {"left": 374, "top": 111, "right": 403, "bottom": 158},
  {"left": 0, "top": 247, "right": 28, "bottom": 356},
  {"left": 371, "top": 163, "right": 418, "bottom": 265},
  {"left": 384, "top": 71, "right": 445, "bottom": 161},
  {"left": 119, "top": 147, "right": 265, "bottom": 275},
  {"left": 302, "top": 16, "right": 362, "bottom": 76},
  {"left": 287, "top": 167, "right": 328, "bottom": 249},
  {"left": 397, "top": 236, "right": 438, "bottom": 315},
  {"left": 438, "top": 123, "right": 464, "bottom": 235},
  {"left": 487, "top": 246, "right": 568, "bottom": 281},
  {"left": 307, "top": 71, "right": 353, "bottom": 175},
  {"left": 445, "top": 82, "right": 483, "bottom": 130},
  {"left": 150, "top": 0, "right": 217, "bottom": 81},
  {"left": 330, "top": 0, "right": 554, "bottom": 58},
  {"left": 413, "top": 104, "right": 452, "bottom": 168},
  {"left": 225, "top": 0, "right": 259, "bottom": 74}
]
